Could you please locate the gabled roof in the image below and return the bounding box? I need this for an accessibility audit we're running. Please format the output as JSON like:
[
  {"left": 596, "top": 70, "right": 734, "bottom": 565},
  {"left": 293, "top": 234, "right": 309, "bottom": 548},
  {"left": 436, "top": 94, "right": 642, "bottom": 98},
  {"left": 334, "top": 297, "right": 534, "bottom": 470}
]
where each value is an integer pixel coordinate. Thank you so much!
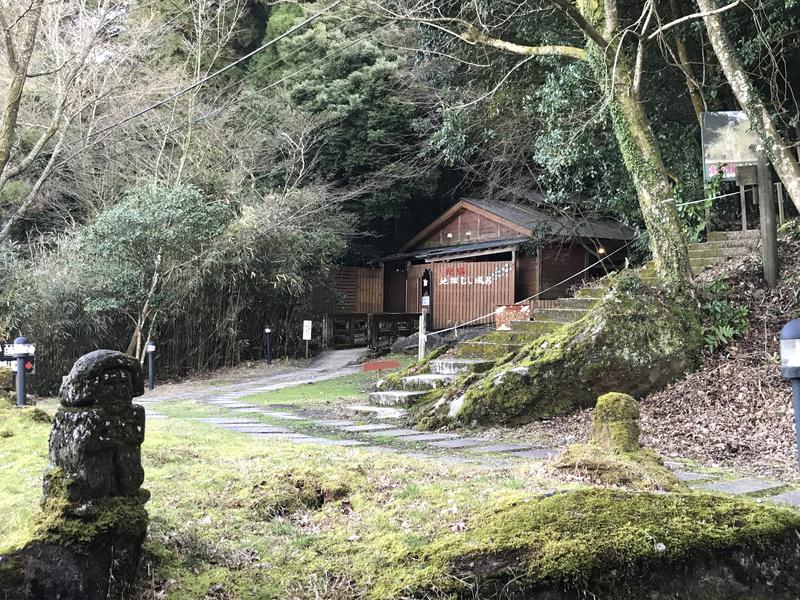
[
  {"left": 398, "top": 198, "right": 634, "bottom": 253},
  {"left": 467, "top": 199, "right": 635, "bottom": 241},
  {"left": 383, "top": 237, "right": 529, "bottom": 262}
]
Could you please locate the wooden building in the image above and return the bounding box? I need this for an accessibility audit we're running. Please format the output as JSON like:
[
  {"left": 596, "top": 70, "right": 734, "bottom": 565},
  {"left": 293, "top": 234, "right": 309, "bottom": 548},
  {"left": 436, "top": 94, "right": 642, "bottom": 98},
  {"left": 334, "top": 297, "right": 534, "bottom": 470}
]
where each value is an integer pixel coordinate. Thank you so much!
[{"left": 333, "top": 198, "right": 634, "bottom": 331}]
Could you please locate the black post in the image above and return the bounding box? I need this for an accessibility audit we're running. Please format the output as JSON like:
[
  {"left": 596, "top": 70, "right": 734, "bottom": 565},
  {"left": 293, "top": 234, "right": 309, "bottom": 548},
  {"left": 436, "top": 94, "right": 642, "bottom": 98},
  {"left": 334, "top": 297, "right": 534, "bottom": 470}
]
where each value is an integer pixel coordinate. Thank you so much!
[
  {"left": 792, "top": 379, "right": 800, "bottom": 469},
  {"left": 757, "top": 154, "right": 778, "bottom": 288},
  {"left": 146, "top": 341, "right": 156, "bottom": 390},
  {"left": 14, "top": 336, "right": 27, "bottom": 407},
  {"left": 264, "top": 328, "right": 273, "bottom": 365}
]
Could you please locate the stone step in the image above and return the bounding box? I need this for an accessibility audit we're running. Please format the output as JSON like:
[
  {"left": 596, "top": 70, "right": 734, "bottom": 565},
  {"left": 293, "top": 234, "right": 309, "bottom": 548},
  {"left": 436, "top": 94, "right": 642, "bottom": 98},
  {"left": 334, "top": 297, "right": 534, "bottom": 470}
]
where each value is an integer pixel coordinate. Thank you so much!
[
  {"left": 531, "top": 308, "right": 587, "bottom": 324},
  {"left": 689, "top": 239, "right": 758, "bottom": 251},
  {"left": 454, "top": 341, "right": 520, "bottom": 359},
  {"left": 509, "top": 320, "right": 559, "bottom": 336},
  {"left": 429, "top": 358, "right": 495, "bottom": 375},
  {"left": 689, "top": 256, "right": 724, "bottom": 270},
  {"left": 400, "top": 373, "right": 456, "bottom": 390},
  {"left": 576, "top": 286, "right": 606, "bottom": 299},
  {"left": 688, "top": 246, "right": 753, "bottom": 259},
  {"left": 707, "top": 229, "right": 760, "bottom": 241},
  {"left": 556, "top": 297, "right": 598, "bottom": 310},
  {"left": 367, "top": 390, "right": 427, "bottom": 406},
  {"left": 479, "top": 331, "right": 543, "bottom": 345}
]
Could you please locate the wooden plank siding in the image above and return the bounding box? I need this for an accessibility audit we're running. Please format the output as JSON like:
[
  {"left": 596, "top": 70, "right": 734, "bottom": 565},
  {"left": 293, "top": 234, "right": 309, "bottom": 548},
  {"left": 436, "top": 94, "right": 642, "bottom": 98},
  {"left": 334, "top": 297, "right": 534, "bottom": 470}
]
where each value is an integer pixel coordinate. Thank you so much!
[
  {"left": 539, "top": 243, "right": 587, "bottom": 299},
  {"left": 430, "top": 261, "right": 514, "bottom": 330},
  {"left": 333, "top": 266, "right": 384, "bottom": 313},
  {"left": 417, "top": 209, "right": 522, "bottom": 249}
]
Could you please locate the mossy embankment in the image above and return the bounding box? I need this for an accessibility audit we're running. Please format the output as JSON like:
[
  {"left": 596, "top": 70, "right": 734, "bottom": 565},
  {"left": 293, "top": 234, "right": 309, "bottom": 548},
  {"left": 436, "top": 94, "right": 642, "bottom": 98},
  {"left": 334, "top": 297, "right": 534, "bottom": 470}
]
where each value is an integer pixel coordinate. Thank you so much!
[{"left": 413, "top": 272, "right": 704, "bottom": 427}]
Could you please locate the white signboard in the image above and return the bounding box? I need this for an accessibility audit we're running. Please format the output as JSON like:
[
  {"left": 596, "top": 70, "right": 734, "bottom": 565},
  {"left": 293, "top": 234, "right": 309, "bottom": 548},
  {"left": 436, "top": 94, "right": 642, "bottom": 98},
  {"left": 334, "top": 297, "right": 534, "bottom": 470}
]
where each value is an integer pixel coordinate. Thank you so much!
[
  {"left": 302, "top": 320, "right": 312, "bottom": 341},
  {"left": 4, "top": 344, "right": 35, "bottom": 357},
  {"left": 701, "top": 111, "right": 760, "bottom": 181}
]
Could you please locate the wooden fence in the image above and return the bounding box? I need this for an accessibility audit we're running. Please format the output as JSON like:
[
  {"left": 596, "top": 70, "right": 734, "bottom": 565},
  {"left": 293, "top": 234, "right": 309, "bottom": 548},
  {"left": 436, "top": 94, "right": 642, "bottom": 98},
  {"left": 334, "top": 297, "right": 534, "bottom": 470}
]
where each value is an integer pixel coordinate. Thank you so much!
[{"left": 333, "top": 266, "right": 383, "bottom": 313}]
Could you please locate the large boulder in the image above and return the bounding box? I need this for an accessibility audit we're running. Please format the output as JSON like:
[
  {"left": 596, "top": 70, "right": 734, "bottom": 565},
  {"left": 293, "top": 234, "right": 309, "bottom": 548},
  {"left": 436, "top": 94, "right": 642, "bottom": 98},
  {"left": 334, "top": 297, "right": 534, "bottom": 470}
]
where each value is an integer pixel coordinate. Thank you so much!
[{"left": 417, "top": 273, "right": 703, "bottom": 426}]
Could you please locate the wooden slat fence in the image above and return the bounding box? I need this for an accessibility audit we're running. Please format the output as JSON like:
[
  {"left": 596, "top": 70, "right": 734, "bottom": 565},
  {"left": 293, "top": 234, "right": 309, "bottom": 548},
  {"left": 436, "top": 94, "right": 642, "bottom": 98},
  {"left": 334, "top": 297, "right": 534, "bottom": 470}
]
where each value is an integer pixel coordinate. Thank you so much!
[{"left": 333, "top": 267, "right": 384, "bottom": 313}]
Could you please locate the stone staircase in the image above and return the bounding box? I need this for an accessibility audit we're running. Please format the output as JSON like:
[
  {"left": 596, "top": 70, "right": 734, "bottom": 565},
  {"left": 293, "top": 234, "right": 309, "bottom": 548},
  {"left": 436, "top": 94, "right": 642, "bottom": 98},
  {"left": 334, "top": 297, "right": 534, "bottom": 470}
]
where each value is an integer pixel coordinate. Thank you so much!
[
  {"left": 368, "top": 231, "right": 760, "bottom": 408},
  {"left": 639, "top": 229, "right": 760, "bottom": 284}
]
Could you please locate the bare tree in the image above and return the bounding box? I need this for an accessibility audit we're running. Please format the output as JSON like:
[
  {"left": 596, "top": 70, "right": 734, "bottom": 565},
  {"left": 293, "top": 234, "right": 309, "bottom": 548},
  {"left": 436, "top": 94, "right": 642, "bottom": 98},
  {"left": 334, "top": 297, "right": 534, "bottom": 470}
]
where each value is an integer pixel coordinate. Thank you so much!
[{"left": 366, "top": 0, "right": 692, "bottom": 282}]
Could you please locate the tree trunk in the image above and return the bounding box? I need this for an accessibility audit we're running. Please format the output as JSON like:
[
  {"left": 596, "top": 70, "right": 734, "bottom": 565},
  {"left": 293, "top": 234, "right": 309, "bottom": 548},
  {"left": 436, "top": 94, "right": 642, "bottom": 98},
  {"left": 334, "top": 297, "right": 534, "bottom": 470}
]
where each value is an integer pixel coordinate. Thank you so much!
[
  {"left": 579, "top": 0, "right": 691, "bottom": 282},
  {"left": 696, "top": 0, "right": 800, "bottom": 211}
]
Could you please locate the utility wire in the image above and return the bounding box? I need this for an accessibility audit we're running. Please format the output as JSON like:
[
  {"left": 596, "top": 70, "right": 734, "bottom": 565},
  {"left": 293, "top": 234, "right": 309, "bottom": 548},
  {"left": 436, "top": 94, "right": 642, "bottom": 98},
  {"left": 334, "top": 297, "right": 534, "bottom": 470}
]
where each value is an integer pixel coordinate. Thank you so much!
[{"left": 81, "top": 0, "right": 343, "bottom": 143}]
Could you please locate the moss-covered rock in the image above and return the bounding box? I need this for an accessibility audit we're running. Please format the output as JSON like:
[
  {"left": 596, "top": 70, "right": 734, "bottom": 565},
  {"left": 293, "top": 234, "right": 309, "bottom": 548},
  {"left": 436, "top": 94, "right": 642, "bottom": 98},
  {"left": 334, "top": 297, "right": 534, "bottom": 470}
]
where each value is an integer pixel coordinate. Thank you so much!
[
  {"left": 417, "top": 273, "right": 703, "bottom": 426},
  {"left": 375, "top": 488, "right": 800, "bottom": 599},
  {"left": 591, "top": 391, "right": 640, "bottom": 452}
]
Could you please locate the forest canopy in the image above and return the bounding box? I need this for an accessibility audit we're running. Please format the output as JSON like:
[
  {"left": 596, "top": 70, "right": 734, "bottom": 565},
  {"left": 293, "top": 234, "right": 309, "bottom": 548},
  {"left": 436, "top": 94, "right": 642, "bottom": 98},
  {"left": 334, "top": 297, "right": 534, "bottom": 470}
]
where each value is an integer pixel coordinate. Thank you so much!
[{"left": 0, "top": 0, "right": 797, "bottom": 389}]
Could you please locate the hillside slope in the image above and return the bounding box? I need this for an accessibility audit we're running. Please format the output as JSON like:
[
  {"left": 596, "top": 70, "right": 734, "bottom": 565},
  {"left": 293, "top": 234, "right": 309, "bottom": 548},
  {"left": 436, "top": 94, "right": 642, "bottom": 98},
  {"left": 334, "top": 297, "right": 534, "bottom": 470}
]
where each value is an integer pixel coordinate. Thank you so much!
[{"left": 506, "top": 227, "right": 800, "bottom": 480}]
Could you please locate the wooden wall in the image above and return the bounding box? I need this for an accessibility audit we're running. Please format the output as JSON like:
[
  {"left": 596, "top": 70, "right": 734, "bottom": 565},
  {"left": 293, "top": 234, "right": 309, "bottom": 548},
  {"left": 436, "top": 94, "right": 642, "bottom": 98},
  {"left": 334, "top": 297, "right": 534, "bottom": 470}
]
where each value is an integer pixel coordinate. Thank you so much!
[
  {"left": 539, "top": 243, "right": 587, "bottom": 299},
  {"left": 333, "top": 267, "right": 384, "bottom": 313},
  {"left": 515, "top": 254, "right": 539, "bottom": 302},
  {"left": 406, "top": 261, "right": 515, "bottom": 330},
  {"left": 417, "top": 209, "right": 522, "bottom": 249}
]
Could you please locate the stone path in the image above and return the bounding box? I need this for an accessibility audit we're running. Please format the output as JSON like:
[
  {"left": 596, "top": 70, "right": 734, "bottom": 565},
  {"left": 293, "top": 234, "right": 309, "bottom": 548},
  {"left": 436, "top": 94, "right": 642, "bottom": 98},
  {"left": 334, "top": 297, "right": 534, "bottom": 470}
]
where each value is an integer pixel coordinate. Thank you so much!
[{"left": 136, "top": 349, "right": 800, "bottom": 507}]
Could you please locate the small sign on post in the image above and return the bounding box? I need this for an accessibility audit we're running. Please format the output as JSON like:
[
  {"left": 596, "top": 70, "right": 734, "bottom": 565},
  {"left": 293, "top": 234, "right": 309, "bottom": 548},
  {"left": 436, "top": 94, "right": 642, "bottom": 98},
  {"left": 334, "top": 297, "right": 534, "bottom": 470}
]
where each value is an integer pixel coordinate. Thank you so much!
[{"left": 302, "top": 320, "right": 312, "bottom": 359}]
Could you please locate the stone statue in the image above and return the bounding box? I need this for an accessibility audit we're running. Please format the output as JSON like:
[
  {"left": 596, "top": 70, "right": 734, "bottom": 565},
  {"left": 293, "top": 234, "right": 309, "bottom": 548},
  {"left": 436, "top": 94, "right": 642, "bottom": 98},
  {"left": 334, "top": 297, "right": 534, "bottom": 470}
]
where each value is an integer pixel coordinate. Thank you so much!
[
  {"left": 1, "top": 350, "right": 149, "bottom": 600},
  {"left": 44, "top": 350, "right": 147, "bottom": 503}
]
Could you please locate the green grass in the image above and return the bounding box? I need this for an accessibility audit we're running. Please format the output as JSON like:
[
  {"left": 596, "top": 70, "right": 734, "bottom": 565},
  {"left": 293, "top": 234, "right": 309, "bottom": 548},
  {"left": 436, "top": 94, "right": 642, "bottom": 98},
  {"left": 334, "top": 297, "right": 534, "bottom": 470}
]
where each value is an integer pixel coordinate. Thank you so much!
[
  {"left": 239, "top": 368, "right": 411, "bottom": 408},
  {"left": 5, "top": 382, "right": 800, "bottom": 599}
]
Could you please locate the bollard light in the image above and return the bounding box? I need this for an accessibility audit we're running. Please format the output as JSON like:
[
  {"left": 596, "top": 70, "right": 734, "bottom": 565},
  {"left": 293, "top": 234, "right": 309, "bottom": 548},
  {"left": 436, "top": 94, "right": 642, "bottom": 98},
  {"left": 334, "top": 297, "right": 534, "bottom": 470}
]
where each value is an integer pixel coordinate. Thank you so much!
[
  {"left": 145, "top": 340, "right": 156, "bottom": 391},
  {"left": 264, "top": 327, "right": 273, "bottom": 365},
  {"left": 13, "top": 336, "right": 29, "bottom": 407},
  {"left": 780, "top": 319, "right": 800, "bottom": 469}
]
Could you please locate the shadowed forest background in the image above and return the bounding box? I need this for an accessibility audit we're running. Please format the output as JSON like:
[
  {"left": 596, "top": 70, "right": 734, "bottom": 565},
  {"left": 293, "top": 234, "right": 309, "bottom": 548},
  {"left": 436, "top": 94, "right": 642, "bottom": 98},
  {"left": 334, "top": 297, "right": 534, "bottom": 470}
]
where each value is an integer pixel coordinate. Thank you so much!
[{"left": 0, "top": 0, "right": 797, "bottom": 391}]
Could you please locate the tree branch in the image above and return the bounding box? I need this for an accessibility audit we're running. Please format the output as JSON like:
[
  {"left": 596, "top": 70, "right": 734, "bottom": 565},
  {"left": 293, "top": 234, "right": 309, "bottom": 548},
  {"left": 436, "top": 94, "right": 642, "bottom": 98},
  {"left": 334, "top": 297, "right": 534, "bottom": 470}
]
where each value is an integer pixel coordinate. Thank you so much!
[{"left": 647, "top": 0, "right": 740, "bottom": 41}]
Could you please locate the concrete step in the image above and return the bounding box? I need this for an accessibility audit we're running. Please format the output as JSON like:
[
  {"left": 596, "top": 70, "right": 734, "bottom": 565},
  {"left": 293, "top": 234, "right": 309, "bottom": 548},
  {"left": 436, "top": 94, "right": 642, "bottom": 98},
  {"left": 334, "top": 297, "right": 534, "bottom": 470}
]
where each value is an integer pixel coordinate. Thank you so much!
[
  {"left": 454, "top": 341, "right": 520, "bottom": 359},
  {"left": 400, "top": 373, "right": 455, "bottom": 390},
  {"left": 689, "top": 239, "right": 758, "bottom": 251},
  {"left": 689, "top": 256, "right": 724, "bottom": 270},
  {"left": 430, "top": 358, "right": 495, "bottom": 375},
  {"left": 576, "top": 286, "right": 606, "bottom": 299},
  {"left": 509, "top": 320, "right": 560, "bottom": 337},
  {"left": 688, "top": 246, "right": 753, "bottom": 259},
  {"left": 556, "top": 297, "right": 597, "bottom": 310},
  {"left": 707, "top": 229, "right": 760, "bottom": 241},
  {"left": 531, "top": 308, "right": 587, "bottom": 324},
  {"left": 367, "top": 390, "right": 427, "bottom": 406}
]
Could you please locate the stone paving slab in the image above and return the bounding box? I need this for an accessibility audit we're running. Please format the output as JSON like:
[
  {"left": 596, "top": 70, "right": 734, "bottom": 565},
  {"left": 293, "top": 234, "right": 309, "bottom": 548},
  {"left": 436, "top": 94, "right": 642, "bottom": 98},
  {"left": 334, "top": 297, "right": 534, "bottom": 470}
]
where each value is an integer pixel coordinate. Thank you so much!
[
  {"left": 768, "top": 490, "right": 800, "bottom": 507},
  {"left": 207, "top": 403, "right": 257, "bottom": 409},
  {"left": 312, "top": 420, "right": 355, "bottom": 427},
  {"left": 363, "top": 428, "right": 421, "bottom": 438},
  {"left": 345, "top": 405, "right": 406, "bottom": 419},
  {"left": 221, "top": 425, "right": 290, "bottom": 434},
  {"left": 428, "top": 438, "right": 486, "bottom": 449},
  {"left": 195, "top": 418, "right": 261, "bottom": 425},
  {"left": 304, "top": 439, "right": 366, "bottom": 447},
  {"left": 260, "top": 412, "right": 306, "bottom": 421},
  {"left": 340, "top": 424, "right": 396, "bottom": 432},
  {"left": 228, "top": 407, "right": 265, "bottom": 413},
  {"left": 146, "top": 414, "right": 168, "bottom": 420},
  {"left": 699, "top": 478, "right": 783, "bottom": 495},
  {"left": 401, "top": 433, "right": 458, "bottom": 442},
  {"left": 469, "top": 443, "right": 533, "bottom": 453},
  {"left": 673, "top": 471, "right": 715, "bottom": 482},
  {"left": 508, "top": 448, "right": 560, "bottom": 460}
]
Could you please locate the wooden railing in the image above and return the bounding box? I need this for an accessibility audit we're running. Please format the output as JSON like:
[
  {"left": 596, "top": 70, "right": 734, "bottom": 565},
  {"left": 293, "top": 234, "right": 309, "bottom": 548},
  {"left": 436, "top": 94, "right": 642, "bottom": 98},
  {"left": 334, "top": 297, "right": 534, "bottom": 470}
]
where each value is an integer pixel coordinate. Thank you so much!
[{"left": 323, "top": 312, "right": 421, "bottom": 349}]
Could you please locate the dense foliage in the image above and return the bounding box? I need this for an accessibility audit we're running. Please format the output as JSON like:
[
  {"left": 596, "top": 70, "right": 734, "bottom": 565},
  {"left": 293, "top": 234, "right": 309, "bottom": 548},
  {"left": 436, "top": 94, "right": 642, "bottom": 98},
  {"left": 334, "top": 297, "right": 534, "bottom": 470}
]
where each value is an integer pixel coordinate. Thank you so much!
[{"left": 0, "top": 0, "right": 797, "bottom": 386}]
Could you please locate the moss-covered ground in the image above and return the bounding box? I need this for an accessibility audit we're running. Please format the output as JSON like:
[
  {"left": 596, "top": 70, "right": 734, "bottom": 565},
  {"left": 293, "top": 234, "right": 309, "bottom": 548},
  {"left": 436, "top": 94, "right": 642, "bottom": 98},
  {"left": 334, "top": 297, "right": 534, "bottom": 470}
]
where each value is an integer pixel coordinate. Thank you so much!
[{"left": 4, "top": 374, "right": 800, "bottom": 599}]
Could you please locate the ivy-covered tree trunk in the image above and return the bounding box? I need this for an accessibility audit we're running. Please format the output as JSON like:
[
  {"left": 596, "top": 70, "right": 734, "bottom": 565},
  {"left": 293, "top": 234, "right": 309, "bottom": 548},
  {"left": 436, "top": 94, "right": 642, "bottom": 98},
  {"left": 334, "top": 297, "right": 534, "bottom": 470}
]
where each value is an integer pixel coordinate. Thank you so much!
[
  {"left": 579, "top": 0, "right": 691, "bottom": 283},
  {"left": 696, "top": 0, "right": 800, "bottom": 212}
]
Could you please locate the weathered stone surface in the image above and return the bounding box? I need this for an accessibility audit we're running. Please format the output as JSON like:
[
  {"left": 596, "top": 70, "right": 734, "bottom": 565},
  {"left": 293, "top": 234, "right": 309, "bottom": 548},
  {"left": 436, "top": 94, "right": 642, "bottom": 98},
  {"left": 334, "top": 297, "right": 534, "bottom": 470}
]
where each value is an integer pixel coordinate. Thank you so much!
[
  {"left": 59, "top": 350, "right": 144, "bottom": 408},
  {"left": 416, "top": 273, "right": 703, "bottom": 427},
  {"left": 700, "top": 478, "right": 784, "bottom": 495},
  {"left": 591, "top": 392, "right": 640, "bottom": 452},
  {"left": 2, "top": 350, "right": 149, "bottom": 600}
]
